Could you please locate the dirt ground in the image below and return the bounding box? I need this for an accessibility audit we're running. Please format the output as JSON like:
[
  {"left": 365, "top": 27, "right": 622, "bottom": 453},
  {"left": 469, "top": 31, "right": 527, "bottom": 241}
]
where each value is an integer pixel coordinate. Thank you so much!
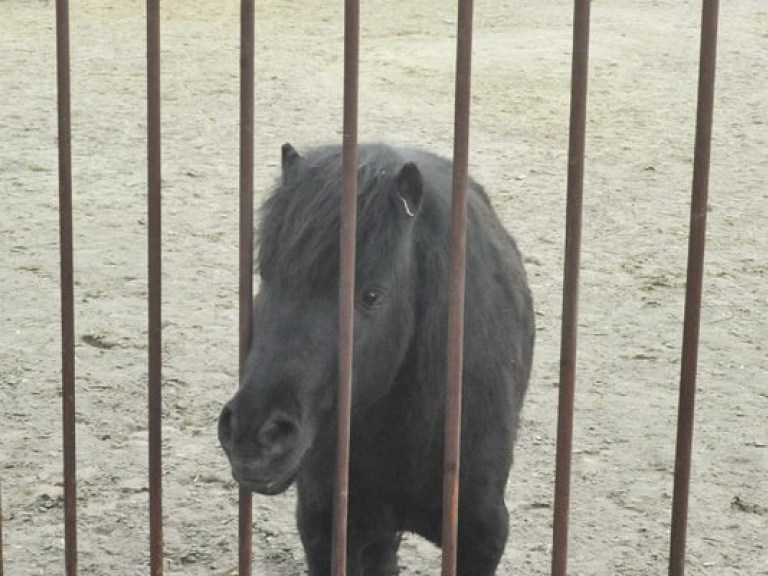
[{"left": 1, "top": 0, "right": 766, "bottom": 574}]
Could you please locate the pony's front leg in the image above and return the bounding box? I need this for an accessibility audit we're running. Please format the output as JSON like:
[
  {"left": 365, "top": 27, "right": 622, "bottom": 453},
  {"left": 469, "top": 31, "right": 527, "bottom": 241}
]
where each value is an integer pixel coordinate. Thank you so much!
[
  {"left": 455, "top": 498, "right": 509, "bottom": 576},
  {"left": 296, "top": 496, "right": 332, "bottom": 575},
  {"left": 297, "top": 498, "right": 367, "bottom": 575}
]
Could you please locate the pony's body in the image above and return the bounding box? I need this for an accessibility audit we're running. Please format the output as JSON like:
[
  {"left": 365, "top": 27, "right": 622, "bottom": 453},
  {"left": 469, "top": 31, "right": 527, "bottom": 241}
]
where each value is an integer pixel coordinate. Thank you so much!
[{"left": 219, "top": 143, "right": 535, "bottom": 575}]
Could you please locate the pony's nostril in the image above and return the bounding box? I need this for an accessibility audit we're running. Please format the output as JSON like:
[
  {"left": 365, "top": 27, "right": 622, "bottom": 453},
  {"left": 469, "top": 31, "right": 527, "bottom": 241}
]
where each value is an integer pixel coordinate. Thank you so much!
[
  {"left": 258, "top": 414, "right": 298, "bottom": 451},
  {"left": 218, "top": 405, "right": 235, "bottom": 448}
]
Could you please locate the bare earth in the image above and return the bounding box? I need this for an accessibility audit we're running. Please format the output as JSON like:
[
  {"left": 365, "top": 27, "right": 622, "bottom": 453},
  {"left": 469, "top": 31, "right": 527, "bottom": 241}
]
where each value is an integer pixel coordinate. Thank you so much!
[{"left": 1, "top": 0, "right": 766, "bottom": 574}]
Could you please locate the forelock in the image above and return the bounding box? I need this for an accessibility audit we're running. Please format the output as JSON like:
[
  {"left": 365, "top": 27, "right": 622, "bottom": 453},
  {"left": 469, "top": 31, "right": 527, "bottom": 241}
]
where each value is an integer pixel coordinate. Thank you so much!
[{"left": 257, "top": 144, "right": 409, "bottom": 294}]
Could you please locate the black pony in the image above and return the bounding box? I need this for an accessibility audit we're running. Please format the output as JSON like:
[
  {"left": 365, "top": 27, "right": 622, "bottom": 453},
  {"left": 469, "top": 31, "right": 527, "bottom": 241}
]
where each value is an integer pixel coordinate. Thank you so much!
[{"left": 219, "top": 142, "right": 534, "bottom": 575}]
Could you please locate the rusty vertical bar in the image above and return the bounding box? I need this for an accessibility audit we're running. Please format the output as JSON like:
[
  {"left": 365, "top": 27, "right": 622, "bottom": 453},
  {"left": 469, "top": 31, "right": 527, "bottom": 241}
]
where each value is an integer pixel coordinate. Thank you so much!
[
  {"left": 331, "top": 1, "right": 359, "bottom": 574},
  {"left": 238, "top": 0, "right": 255, "bottom": 574},
  {"left": 668, "top": 2, "right": 719, "bottom": 575},
  {"left": 551, "top": 1, "right": 591, "bottom": 575},
  {"left": 440, "top": 1, "right": 474, "bottom": 574},
  {"left": 55, "top": 0, "right": 78, "bottom": 573},
  {"left": 146, "top": 0, "right": 164, "bottom": 573}
]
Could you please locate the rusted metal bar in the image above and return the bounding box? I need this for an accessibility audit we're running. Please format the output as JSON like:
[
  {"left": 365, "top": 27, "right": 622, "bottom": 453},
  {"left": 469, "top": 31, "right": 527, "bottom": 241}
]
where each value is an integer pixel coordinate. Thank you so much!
[
  {"left": 551, "top": 1, "right": 591, "bottom": 575},
  {"left": 331, "top": 1, "right": 360, "bottom": 574},
  {"left": 440, "top": 1, "right": 474, "bottom": 575},
  {"left": 238, "top": 0, "right": 255, "bottom": 574},
  {"left": 56, "top": 0, "right": 78, "bottom": 573},
  {"left": 146, "top": 0, "right": 164, "bottom": 574},
  {"left": 668, "top": 2, "right": 719, "bottom": 575}
]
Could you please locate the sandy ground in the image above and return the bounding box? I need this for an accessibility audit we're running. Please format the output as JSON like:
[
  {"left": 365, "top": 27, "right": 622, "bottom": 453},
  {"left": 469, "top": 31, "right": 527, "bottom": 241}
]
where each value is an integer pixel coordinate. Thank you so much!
[{"left": 1, "top": 0, "right": 766, "bottom": 574}]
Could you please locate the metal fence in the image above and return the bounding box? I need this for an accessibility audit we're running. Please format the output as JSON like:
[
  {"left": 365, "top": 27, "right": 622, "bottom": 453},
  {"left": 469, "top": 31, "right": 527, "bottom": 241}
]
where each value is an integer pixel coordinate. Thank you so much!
[{"left": 0, "top": 0, "right": 721, "bottom": 575}]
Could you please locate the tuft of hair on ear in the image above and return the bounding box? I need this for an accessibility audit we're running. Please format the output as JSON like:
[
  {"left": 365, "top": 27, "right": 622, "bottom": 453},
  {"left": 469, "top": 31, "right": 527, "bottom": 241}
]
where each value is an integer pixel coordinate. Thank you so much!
[
  {"left": 281, "top": 143, "right": 302, "bottom": 174},
  {"left": 395, "top": 162, "right": 423, "bottom": 218}
]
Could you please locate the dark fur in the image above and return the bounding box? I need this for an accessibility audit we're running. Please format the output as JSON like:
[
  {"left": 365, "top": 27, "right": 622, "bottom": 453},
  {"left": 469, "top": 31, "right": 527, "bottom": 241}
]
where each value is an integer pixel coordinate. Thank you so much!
[{"left": 219, "top": 143, "right": 534, "bottom": 575}]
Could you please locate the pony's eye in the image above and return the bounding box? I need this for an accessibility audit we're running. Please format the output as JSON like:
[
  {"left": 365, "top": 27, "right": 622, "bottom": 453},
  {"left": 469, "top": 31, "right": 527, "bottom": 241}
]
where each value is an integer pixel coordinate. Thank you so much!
[{"left": 360, "top": 287, "right": 383, "bottom": 309}]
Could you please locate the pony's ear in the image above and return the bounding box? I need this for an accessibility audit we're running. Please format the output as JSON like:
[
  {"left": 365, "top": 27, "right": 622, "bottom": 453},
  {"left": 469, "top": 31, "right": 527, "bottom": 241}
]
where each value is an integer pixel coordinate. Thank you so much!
[
  {"left": 281, "top": 143, "right": 302, "bottom": 174},
  {"left": 395, "top": 162, "right": 423, "bottom": 218}
]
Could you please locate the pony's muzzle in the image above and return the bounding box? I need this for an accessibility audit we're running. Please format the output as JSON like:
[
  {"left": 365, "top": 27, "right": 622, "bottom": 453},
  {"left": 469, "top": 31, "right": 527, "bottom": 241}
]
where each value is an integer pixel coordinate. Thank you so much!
[
  {"left": 218, "top": 401, "right": 301, "bottom": 493},
  {"left": 219, "top": 402, "right": 299, "bottom": 456}
]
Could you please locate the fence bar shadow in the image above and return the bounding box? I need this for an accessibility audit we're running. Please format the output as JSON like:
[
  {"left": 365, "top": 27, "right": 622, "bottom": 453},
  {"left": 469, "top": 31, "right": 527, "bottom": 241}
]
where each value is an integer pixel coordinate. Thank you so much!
[
  {"left": 55, "top": 0, "right": 78, "bottom": 574},
  {"left": 669, "top": 1, "right": 720, "bottom": 574},
  {"left": 551, "top": 0, "right": 591, "bottom": 575}
]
